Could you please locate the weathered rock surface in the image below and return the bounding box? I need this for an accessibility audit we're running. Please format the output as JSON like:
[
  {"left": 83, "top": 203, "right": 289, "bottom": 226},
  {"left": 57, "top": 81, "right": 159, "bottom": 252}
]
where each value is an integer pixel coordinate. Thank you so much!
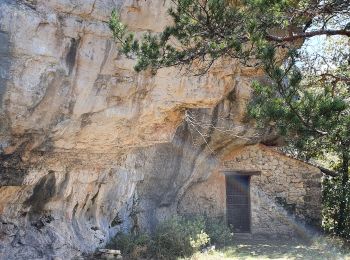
[{"left": 0, "top": 1, "right": 267, "bottom": 259}]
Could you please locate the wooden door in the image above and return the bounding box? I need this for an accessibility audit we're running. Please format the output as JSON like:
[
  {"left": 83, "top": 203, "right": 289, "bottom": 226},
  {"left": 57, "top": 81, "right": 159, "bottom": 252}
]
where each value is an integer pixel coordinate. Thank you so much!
[{"left": 226, "top": 175, "right": 251, "bottom": 233}]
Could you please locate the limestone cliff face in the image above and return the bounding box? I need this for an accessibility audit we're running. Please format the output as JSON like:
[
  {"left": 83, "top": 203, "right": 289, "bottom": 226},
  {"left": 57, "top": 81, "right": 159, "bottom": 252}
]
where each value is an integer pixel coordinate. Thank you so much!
[{"left": 0, "top": 1, "right": 267, "bottom": 258}]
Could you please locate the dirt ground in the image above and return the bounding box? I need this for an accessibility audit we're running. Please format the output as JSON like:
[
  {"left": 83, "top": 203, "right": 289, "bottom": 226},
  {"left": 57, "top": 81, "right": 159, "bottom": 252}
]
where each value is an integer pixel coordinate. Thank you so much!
[{"left": 191, "top": 236, "right": 350, "bottom": 260}]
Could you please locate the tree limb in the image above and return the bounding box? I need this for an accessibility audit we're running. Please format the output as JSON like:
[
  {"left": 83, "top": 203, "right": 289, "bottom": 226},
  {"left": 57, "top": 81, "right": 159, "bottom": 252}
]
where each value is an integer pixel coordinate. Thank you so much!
[{"left": 266, "top": 29, "right": 350, "bottom": 42}]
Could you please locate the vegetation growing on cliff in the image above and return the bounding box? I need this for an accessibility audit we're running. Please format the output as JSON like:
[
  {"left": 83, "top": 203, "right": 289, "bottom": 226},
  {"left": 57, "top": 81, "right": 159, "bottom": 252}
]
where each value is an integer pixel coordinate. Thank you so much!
[{"left": 109, "top": 0, "right": 350, "bottom": 239}]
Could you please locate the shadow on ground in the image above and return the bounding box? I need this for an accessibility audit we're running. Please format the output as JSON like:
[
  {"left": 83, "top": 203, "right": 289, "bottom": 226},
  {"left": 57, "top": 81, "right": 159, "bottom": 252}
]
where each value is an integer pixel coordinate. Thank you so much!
[{"left": 194, "top": 237, "right": 349, "bottom": 260}]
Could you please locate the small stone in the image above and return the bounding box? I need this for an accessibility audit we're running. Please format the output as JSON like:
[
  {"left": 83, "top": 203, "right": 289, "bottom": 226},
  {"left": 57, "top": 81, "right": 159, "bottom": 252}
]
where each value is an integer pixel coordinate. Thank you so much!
[
  {"left": 294, "top": 182, "right": 304, "bottom": 188},
  {"left": 271, "top": 160, "right": 279, "bottom": 166},
  {"left": 98, "top": 249, "right": 121, "bottom": 255}
]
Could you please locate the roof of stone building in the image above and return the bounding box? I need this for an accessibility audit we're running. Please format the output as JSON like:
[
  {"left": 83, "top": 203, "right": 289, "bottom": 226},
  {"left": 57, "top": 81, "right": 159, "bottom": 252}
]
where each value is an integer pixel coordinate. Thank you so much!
[
  {"left": 221, "top": 144, "right": 338, "bottom": 177},
  {"left": 260, "top": 144, "right": 338, "bottom": 177}
]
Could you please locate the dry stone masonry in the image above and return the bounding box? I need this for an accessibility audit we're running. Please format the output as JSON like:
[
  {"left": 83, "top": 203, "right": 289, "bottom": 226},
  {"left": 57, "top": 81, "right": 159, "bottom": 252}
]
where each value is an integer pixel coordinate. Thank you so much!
[{"left": 179, "top": 144, "right": 322, "bottom": 236}]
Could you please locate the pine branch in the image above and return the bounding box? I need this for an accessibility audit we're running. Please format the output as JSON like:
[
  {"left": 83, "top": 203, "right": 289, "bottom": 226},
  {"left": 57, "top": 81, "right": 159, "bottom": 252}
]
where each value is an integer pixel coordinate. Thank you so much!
[{"left": 266, "top": 29, "right": 350, "bottom": 42}]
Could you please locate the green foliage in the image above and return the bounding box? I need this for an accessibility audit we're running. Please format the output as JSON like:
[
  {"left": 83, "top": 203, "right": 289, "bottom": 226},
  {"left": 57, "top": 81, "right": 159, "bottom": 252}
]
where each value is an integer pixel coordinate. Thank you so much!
[
  {"left": 109, "top": 10, "right": 138, "bottom": 56},
  {"left": 107, "top": 216, "right": 233, "bottom": 259},
  {"left": 107, "top": 232, "right": 151, "bottom": 259},
  {"left": 109, "top": 1, "right": 249, "bottom": 73},
  {"left": 109, "top": 1, "right": 349, "bottom": 74},
  {"left": 247, "top": 37, "right": 350, "bottom": 238},
  {"left": 323, "top": 174, "right": 350, "bottom": 240},
  {"left": 152, "top": 216, "right": 209, "bottom": 259},
  {"left": 204, "top": 216, "right": 234, "bottom": 247}
]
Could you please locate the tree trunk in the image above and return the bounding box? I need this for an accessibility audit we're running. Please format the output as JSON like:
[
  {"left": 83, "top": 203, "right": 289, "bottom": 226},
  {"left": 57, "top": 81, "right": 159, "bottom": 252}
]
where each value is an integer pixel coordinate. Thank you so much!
[{"left": 336, "top": 151, "right": 349, "bottom": 235}]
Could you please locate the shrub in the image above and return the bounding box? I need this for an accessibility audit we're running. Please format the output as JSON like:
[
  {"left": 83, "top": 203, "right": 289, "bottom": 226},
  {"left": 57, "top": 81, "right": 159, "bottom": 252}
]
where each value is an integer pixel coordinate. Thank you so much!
[
  {"left": 107, "top": 215, "right": 233, "bottom": 259},
  {"left": 176, "top": 215, "right": 234, "bottom": 247},
  {"left": 152, "top": 216, "right": 209, "bottom": 259},
  {"left": 204, "top": 216, "right": 234, "bottom": 247},
  {"left": 107, "top": 232, "right": 151, "bottom": 259}
]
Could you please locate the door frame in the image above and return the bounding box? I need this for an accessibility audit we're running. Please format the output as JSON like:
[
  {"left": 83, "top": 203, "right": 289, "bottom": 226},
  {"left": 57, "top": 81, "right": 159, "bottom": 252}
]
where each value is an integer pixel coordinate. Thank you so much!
[{"left": 222, "top": 170, "right": 260, "bottom": 233}]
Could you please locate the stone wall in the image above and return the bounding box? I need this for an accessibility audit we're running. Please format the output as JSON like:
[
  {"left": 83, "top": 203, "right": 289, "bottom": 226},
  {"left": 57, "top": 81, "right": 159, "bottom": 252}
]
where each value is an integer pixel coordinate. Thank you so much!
[{"left": 179, "top": 144, "right": 322, "bottom": 236}]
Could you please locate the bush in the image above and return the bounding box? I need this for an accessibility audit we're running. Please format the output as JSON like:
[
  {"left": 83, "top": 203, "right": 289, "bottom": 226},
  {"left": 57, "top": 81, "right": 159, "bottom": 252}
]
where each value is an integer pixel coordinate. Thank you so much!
[
  {"left": 152, "top": 216, "right": 209, "bottom": 259},
  {"left": 204, "top": 216, "right": 234, "bottom": 247},
  {"left": 107, "top": 215, "right": 233, "bottom": 259},
  {"left": 107, "top": 232, "right": 151, "bottom": 259}
]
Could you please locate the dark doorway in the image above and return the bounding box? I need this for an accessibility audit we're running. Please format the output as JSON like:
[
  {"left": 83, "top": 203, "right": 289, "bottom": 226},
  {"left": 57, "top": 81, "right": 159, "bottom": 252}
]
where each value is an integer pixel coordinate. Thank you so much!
[{"left": 226, "top": 175, "right": 251, "bottom": 233}]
